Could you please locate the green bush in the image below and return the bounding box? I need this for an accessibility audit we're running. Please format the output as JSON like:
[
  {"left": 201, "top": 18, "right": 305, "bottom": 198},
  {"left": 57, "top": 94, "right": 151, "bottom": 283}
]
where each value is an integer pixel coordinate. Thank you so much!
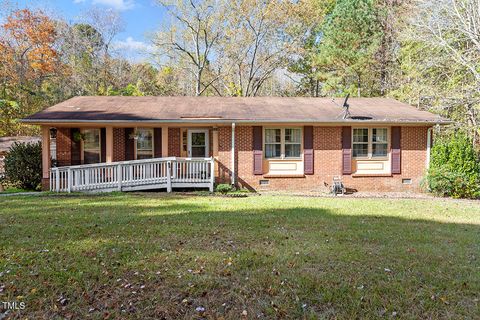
[
  {"left": 4, "top": 141, "right": 42, "bottom": 190},
  {"left": 426, "top": 133, "right": 480, "bottom": 199},
  {"left": 215, "top": 183, "right": 232, "bottom": 194}
]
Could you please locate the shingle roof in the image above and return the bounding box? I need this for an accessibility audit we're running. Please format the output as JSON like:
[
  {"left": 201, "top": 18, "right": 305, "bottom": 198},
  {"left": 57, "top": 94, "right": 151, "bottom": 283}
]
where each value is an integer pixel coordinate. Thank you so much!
[{"left": 22, "top": 96, "right": 450, "bottom": 124}]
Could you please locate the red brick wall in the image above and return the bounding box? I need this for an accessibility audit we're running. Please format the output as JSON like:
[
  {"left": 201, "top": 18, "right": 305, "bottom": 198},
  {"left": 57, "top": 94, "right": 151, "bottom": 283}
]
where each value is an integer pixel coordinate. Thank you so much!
[
  {"left": 56, "top": 128, "right": 72, "bottom": 166},
  {"left": 217, "top": 126, "right": 232, "bottom": 184},
  {"left": 168, "top": 128, "right": 181, "bottom": 157},
  {"left": 113, "top": 128, "right": 126, "bottom": 162},
  {"left": 216, "top": 125, "right": 430, "bottom": 193},
  {"left": 343, "top": 126, "right": 429, "bottom": 192},
  {"left": 314, "top": 126, "right": 343, "bottom": 182}
]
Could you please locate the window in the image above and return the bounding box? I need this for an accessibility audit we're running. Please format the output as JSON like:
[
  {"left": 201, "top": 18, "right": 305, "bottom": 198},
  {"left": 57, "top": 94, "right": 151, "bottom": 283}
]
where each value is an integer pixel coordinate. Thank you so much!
[
  {"left": 265, "top": 128, "right": 281, "bottom": 158},
  {"left": 182, "top": 130, "right": 187, "bottom": 153},
  {"left": 372, "top": 128, "right": 388, "bottom": 157},
  {"left": 285, "top": 128, "right": 301, "bottom": 158},
  {"left": 352, "top": 128, "right": 389, "bottom": 159},
  {"left": 189, "top": 131, "right": 208, "bottom": 157},
  {"left": 136, "top": 128, "right": 153, "bottom": 159},
  {"left": 264, "top": 128, "right": 302, "bottom": 159},
  {"left": 50, "top": 128, "right": 57, "bottom": 161},
  {"left": 83, "top": 129, "right": 100, "bottom": 164},
  {"left": 353, "top": 128, "right": 369, "bottom": 158}
]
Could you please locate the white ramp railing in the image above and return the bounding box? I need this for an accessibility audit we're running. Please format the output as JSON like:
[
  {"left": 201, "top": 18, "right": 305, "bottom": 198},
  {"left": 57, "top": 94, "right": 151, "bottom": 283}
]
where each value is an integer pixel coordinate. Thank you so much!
[{"left": 50, "top": 157, "right": 214, "bottom": 193}]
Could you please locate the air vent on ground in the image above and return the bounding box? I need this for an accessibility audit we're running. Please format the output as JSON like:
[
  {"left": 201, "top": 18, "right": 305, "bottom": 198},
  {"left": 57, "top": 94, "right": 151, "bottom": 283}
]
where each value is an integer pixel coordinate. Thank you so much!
[{"left": 350, "top": 116, "right": 373, "bottom": 120}]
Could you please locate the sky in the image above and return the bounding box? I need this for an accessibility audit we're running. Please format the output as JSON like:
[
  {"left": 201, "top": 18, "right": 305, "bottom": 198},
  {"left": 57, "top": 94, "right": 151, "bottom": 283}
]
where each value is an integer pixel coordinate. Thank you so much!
[{"left": 8, "top": 0, "right": 168, "bottom": 61}]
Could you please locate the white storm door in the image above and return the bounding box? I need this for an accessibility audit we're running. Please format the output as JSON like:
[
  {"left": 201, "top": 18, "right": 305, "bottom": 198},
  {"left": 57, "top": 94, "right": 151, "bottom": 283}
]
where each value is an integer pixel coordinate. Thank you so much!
[{"left": 187, "top": 129, "right": 209, "bottom": 158}]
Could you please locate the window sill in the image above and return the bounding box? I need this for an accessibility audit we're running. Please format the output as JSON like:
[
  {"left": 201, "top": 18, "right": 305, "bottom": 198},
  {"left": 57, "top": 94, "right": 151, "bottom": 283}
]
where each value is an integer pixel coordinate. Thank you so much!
[
  {"left": 263, "top": 174, "right": 305, "bottom": 178},
  {"left": 266, "top": 158, "right": 303, "bottom": 161},
  {"left": 353, "top": 157, "right": 389, "bottom": 161},
  {"left": 351, "top": 173, "right": 393, "bottom": 177}
]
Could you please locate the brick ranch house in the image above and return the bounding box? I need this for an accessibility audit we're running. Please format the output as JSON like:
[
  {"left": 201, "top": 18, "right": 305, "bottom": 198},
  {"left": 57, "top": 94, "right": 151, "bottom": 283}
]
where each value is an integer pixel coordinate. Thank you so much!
[{"left": 22, "top": 96, "right": 449, "bottom": 192}]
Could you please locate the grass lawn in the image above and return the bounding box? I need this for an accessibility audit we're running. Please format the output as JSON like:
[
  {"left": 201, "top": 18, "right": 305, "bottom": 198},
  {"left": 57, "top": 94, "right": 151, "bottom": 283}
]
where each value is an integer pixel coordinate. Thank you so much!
[
  {"left": 0, "top": 194, "right": 479, "bottom": 319},
  {"left": 0, "top": 187, "right": 36, "bottom": 194}
]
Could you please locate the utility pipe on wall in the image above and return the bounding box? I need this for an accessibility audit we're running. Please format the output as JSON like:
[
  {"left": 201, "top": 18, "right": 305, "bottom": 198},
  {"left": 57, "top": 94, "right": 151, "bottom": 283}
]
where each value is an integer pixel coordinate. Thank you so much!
[{"left": 231, "top": 122, "right": 236, "bottom": 187}]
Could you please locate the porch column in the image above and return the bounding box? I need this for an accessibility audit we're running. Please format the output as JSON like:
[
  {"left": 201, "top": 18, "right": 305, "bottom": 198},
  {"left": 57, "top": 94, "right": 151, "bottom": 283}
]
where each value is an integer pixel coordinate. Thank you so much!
[
  {"left": 105, "top": 126, "right": 114, "bottom": 163},
  {"left": 212, "top": 127, "right": 219, "bottom": 157},
  {"left": 162, "top": 126, "right": 169, "bottom": 157},
  {"left": 41, "top": 126, "right": 51, "bottom": 190}
]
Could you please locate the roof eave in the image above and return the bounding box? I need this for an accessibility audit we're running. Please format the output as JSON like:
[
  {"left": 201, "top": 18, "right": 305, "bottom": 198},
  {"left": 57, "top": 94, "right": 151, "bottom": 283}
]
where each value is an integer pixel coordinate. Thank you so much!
[{"left": 20, "top": 118, "right": 453, "bottom": 125}]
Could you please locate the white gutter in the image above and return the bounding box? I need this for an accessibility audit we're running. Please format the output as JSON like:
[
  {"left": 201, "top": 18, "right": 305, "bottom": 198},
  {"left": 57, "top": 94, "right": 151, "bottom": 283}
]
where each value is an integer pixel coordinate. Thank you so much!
[
  {"left": 426, "top": 127, "right": 432, "bottom": 169},
  {"left": 231, "top": 122, "right": 236, "bottom": 187}
]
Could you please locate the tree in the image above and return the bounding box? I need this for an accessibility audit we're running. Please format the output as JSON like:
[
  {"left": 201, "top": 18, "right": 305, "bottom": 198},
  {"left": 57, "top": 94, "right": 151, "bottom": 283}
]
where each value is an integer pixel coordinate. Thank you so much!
[
  {"left": 218, "top": 0, "right": 323, "bottom": 97},
  {"left": 57, "top": 22, "right": 105, "bottom": 96},
  {"left": 0, "top": 9, "right": 63, "bottom": 135},
  {"left": 288, "top": 0, "right": 335, "bottom": 97},
  {"left": 82, "top": 8, "right": 124, "bottom": 93},
  {"left": 0, "top": 99, "right": 22, "bottom": 136},
  {"left": 219, "top": 0, "right": 289, "bottom": 96},
  {"left": 153, "top": 0, "right": 225, "bottom": 96},
  {"left": 0, "top": 9, "right": 61, "bottom": 96},
  {"left": 402, "top": 0, "right": 480, "bottom": 146},
  {"left": 317, "top": 0, "right": 381, "bottom": 97},
  {"left": 156, "top": 65, "right": 184, "bottom": 95},
  {"left": 373, "top": 0, "right": 410, "bottom": 95}
]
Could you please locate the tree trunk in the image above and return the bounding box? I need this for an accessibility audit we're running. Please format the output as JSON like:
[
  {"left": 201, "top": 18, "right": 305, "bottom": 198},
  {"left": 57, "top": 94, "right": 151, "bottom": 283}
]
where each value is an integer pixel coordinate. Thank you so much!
[
  {"left": 357, "top": 74, "right": 361, "bottom": 97},
  {"left": 195, "top": 70, "right": 202, "bottom": 96}
]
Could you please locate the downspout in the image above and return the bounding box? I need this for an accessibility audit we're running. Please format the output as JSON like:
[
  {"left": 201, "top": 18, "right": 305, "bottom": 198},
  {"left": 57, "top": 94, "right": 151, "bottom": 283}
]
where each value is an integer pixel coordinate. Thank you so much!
[
  {"left": 426, "top": 127, "right": 432, "bottom": 169},
  {"left": 231, "top": 122, "right": 236, "bottom": 187}
]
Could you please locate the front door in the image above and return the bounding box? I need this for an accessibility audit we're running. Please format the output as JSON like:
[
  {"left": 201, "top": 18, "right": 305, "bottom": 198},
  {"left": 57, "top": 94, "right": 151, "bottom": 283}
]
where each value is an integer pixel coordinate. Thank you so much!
[{"left": 187, "top": 129, "right": 209, "bottom": 158}]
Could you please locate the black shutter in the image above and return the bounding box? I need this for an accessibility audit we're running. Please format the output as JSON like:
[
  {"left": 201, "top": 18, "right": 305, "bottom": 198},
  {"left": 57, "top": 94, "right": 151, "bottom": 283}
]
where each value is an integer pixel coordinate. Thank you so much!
[
  {"left": 71, "top": 128, "right": 81, "bottom": 165},
  {"left": 391, "top": 126, "right": 401, "bottom": 174},
  {"left": 304, "top": 126, "right": 314, "bottom": 175},
  {"left": 342, "top": 126, "right": 352, "bottom": 175},
  {"left": 125, "top": 128, "right": 135, "bottom": 160},
  {"left": 100, "top": 128, "right": 106, "bottom": 162},
  {"left": 154, "top": 128, "right": 162, "bottom": 158},
  {"left": 253, "top": 126, "right": 263, "bottom": 175}
]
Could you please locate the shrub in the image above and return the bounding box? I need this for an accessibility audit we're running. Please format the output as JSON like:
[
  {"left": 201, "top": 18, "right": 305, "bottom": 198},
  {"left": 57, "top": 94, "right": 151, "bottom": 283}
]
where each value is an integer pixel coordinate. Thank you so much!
[
  {"left": 4, "top": 141, "right": 42, "bottom": 190},
  {"left": 216, "top": 183, "right": 232, "bottom": 194},
  {"left": 426, "top": 133, "right": 480, "bottom": 199}
]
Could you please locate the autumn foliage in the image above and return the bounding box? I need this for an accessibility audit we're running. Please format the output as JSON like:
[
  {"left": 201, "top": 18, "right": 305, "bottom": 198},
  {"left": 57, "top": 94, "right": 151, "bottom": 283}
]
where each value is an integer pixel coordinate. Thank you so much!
[{"left": 0, "top": 9, "right": 60, "bottom": 85}]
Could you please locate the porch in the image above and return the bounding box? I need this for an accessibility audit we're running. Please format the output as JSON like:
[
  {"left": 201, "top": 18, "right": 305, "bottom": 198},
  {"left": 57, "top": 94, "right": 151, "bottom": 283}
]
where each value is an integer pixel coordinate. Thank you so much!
[
  {"left": 41, "top": 125, "right": 228, "bottom": 192},
  {"left": 50, "top": 157, "right": 215, "bottom": 193}
]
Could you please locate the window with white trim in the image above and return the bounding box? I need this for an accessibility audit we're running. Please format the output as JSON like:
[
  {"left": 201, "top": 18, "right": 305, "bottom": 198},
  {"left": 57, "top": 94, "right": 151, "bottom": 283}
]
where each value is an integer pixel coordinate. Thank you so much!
[
  {"left": 83, "top": 128, "right": 101, "bottom": 164},
  {"left": 136, "top": 128, "right": 154, "bottom": 160},
  {"left": 353, "top": 128, "right": 368, "bottom": 158},
  {"left": 352, "top": 128, "right": 389, "bottom": 158},
  {"left": 264, "top": 128, "right": 302, "bottom": 159},
  {"left": 372, "top": 128, "right": 388, "bottom": 157}
]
